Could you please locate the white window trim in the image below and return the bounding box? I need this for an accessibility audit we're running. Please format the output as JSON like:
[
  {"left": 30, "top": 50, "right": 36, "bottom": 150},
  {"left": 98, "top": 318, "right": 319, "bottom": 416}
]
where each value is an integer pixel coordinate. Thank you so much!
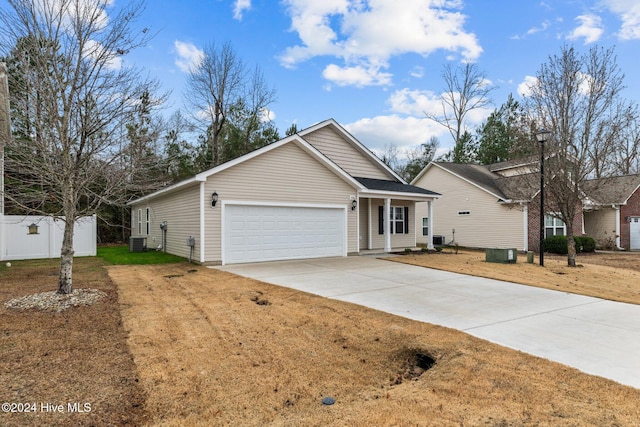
[
  {"left": 422, "top": 217, "right": 429, "bottom": 236},
  {"left": 137, "top": 209, "right": 142, "bottom": 235},
  {"left": 390, "top": 206, "right": 404, "bottom": 235},
  {"left": 545, "top": 214, "right": 566, "bottom": 237}
]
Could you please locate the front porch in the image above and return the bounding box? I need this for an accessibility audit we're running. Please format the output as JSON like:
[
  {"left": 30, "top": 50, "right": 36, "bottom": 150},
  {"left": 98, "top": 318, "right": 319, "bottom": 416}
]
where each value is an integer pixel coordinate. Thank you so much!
[{"left": 356, "top": 195, "right": 435, "bottom": 253}]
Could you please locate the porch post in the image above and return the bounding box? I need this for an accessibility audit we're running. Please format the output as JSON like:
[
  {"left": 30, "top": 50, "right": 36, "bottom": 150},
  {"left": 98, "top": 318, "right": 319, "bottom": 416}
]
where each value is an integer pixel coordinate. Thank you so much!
[
  {"left": 384, "top": 198, "right": 391, "bottom": 252},
  {"left": 427, "top": 200, "right": 434, "bottom": 250},
  {"left": 367, "top": 198, "right": 372, "bottom": 250}
]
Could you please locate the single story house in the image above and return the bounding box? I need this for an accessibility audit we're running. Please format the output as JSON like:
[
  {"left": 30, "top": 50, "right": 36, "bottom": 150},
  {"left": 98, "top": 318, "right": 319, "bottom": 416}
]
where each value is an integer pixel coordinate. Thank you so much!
[
  {"left": 411, "top": 160, "right": 585, "bottom": 252},
  {"left": 583, "top": 175, "right": 640, "bottom": 250},
  {"left": 128, "top": 119, "right": 440, "bottom": 265}
]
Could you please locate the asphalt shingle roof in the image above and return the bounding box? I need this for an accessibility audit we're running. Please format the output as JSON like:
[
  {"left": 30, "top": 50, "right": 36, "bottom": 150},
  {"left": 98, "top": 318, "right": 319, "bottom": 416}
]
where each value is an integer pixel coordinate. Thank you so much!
[
  {"left": 583, "top": 175, "right": 640, "bottom": 205},
  {"left": 354, "top": 177, "right": 440, "bottom": 196}
]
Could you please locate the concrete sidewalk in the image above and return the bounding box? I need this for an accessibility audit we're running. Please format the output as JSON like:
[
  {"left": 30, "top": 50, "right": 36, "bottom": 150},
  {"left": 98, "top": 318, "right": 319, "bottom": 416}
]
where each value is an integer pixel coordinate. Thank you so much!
[{"left": 215, "top": 256, "right": 640, "bottom": 389}]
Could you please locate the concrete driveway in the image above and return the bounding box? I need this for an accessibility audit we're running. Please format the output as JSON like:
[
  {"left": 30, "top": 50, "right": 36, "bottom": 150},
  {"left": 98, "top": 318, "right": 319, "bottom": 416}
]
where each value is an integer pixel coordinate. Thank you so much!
[{"left": 216, "top": 256, "right": 640, "bottom": 389}]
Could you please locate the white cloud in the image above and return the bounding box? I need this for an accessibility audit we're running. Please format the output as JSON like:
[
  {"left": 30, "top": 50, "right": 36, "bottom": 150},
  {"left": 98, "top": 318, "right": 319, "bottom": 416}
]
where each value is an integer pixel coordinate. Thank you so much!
[
  {"left": 261, "top": 107, "right": 276, "bottom": 122},
  {"left": 527, "top": 20, "right": 551, "bottom": 36},
  {"left": 279, "top": 0, "right": 482, "bottom": 87},
  {"left": 322, "top": 63, "right": 392, "bottom": 87},
  {"left": 174, "top": 41, "right": 204, "bottom": 73},
  {"left": 36, "top": 0, "right": 114, "bottom": 30},
  {"left": 387, "top": 88, "right": 442, "bottom": 116},
  {"left": 601, "top": 0, "right": 640, "bottom": 40},
  {"left": 84, "top": 39, "right": 122, "bottom": 70},
  {"left": 567, "top": 14, "right": 604, "bottom": 44},
  {"left": 233, "top": 0, "right": 252, "bottom": 21},
  {"left": 344, "top": 115, "right": 448, "bottom": 156},
  {"left": 409, "top": 66, "right": 424, "bottom": 78},
  {"left": 518, "top": 75, "right": 538, "bottom": 97}
]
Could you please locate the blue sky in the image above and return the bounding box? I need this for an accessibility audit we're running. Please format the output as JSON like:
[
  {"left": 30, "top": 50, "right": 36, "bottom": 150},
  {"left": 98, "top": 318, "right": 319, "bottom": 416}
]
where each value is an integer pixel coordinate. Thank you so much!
[{"left": 5, "top": 0, "right": 640, "bottom": 158}]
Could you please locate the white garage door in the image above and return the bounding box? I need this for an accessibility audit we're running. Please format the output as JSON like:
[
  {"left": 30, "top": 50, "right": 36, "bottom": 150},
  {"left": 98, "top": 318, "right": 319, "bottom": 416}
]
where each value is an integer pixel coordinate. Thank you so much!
[{"left": 223, "top": 204, "right": 346, "bottom": 264}]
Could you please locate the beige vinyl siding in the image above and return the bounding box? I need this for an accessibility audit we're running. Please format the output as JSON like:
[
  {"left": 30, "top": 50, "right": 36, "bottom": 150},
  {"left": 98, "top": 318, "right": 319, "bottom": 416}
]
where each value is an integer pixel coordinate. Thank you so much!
[
  {"left": 584, "top": 208, "right": 617, "bottom": 247},
  {"left": 130, "top": 184, "right": 201, "bottom": 260},
  {"left": 414, "top": 166, "right": 525, "bottom": 249},
  {"left": 415, "top": 203, "right": 429, "bottom": 245},
  {"left": 369, "top": 200, "right": 415, "bottom": 249},
  {"left": 303, "top": 126, "right": 390, "bottom": 180},
  {"left": 203, "top": 142, "right": 358, "bottom": 263},
  {"left": 493, "top": 164, "right": 536, "bottom": 177}
]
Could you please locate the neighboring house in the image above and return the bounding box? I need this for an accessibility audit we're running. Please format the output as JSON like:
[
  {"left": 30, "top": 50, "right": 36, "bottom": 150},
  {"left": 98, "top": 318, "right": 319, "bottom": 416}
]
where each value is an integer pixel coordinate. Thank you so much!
[
  {"left": 411, "top": 160, "right": 584, "bottom": 252},
  {"left": 583, "top": 175, "right": 640, "bottom": 250},
  {"left": 128, "top": 119, "right": 440, "bottom": 265}
]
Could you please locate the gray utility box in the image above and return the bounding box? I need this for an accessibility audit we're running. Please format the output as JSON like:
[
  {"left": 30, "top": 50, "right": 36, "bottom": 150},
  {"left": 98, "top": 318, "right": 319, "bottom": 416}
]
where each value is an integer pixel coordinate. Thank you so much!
[
  {"left": 485, "top": 248, "right": 517, "bottom": 264},
  {"left": 129, "top": 236, "right": 147, "bottom": 252}
]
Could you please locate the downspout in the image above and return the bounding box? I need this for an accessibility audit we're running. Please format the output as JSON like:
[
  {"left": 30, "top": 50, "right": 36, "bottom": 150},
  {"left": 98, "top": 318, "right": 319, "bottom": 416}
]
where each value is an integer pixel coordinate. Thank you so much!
[
  {"left": 614, "top": 205, "right": 622, "bottom": 249},
  {"left": 200, "top": 182, "right": 206, "bottom": 263}
]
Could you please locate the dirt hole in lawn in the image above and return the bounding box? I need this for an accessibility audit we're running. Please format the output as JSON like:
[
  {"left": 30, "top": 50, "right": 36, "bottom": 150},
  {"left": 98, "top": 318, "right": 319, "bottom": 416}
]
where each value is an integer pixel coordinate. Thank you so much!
[
  {"left": 250, "top": 291, "right": 271, "bottom": 306},
  {"left": 392, "top": 348, "right": 436, "bottom": 385}
]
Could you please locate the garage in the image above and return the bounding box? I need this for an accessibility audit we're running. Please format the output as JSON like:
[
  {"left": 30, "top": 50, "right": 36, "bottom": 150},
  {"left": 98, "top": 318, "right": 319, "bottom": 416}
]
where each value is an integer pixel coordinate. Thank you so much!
[{"left": 223, "top": 204, "right": 346, "bottom": 264}]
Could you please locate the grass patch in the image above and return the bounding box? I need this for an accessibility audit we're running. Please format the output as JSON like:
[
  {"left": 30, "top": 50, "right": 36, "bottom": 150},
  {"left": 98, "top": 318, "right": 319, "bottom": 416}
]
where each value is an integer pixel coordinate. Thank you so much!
[{"left": 97, "top": 245, "right": 187, "bottom": 265}]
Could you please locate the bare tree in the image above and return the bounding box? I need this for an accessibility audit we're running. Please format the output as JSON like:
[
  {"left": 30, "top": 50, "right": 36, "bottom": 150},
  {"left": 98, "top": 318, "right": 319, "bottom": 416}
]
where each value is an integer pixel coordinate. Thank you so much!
[
  {"left": 380, "top": 143, "right": 401, "bottom": 172},
  {"left": 0, "top": 0, "right": 159, "bottom": 293},
  {"left": 427, "top": 62, "right": 495, "bottom": 163},
  {"left": 185, "top": 41, "right": 245, "bottom": 167},
  {"left": 613, "top": 113, "right": 640, "bottom": 175},
  {"left": 524, "top": 45, "right": 632, "bottom": 266}
]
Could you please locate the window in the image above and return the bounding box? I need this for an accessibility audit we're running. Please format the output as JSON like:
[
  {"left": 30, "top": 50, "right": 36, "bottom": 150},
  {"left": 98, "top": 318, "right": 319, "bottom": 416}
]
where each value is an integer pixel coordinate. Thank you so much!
[
  {"left": 137, "top": 209, "right": 142, "bottom": 235},
  {"left": 545, "top": 215, "right": 566, "bottom": 238},
  {"left": 391, "top": 206, "right": 404, "bottom": 234},
  {"left": 378, "top": 206, "right": 409, "bottom": 235},
  {"left": 145, "top": 208, "right": 150, "bottom": 235},
  {"left": 422, "top": 217, "right": 429, "bottom": 236}
]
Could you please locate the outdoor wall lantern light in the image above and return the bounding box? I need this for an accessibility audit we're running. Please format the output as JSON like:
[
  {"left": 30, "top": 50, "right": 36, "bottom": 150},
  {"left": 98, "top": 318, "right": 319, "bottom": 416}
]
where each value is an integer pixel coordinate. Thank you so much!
[
  {"left": 536, "top": 128, "right": 551, "bottom": 266},
  {"left": 351, "top": 199, "right": 357, "bottom": 211},
  {"left": 211, "top": 191, "right": 219, "bottom": 208},
  {"left": 28, "top": 223, "right": 39, "bottom": 235}
]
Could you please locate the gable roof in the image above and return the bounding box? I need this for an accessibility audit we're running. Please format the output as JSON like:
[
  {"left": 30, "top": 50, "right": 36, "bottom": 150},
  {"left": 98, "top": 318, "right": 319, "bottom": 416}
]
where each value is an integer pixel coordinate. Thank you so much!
[
  {"left": 129, "top": 119, "right": 440, "bottom": 206},
  {"left": 298, "top": 118, "right": 405, "bottom": 183},
  {"left": 128, "top": 134, "right": 364, "bottom": 206},
  {"left": 582, "top": 174, "right": 640, "bottom": 205},
  {"left": 414, "top": 162, "right": 540, "bottom": 203}
]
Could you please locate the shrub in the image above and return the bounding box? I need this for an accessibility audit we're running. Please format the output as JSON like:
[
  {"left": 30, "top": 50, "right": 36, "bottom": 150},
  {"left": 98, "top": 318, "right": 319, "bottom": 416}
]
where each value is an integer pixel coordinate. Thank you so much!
[
  {"left": 543, "top": 235, "right": 596, "bottom": 254},
  {"left": 544, "top": 235, "right": 568, "bottom": 254},
  {"left": 575, "top": 236, "right": 596, "bottom": 253}
]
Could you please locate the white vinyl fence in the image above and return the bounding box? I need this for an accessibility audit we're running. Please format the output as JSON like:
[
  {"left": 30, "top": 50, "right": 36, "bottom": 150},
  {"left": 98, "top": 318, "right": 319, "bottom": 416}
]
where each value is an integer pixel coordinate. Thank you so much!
[{"left": 0, "top": 214, "right": 96, "bottom": 261}]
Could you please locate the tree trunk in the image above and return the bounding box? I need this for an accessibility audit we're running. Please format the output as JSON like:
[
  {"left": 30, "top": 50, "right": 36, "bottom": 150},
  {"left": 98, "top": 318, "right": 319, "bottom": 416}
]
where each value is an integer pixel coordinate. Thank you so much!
[
  {"left": 567, "top": 232, "right": 577, "bottom": 267},
  {"left": 58, "top": 219, "right": 75, "bottom": 294}
]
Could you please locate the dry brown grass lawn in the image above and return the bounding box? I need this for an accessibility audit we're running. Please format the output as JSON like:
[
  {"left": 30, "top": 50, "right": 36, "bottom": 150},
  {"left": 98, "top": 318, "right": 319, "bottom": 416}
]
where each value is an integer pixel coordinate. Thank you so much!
[
  {"left": 3, "top": 252, "right": 640, "bottom": 426},
  {"left": 0, "top": 258, "right": 147, "bottom": 427},
  {"left": 110, "top": 261, "right": 640, "bottom": 426},
  {"left": 392, "top": 249, "right": 640, "bottom": 305}
]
